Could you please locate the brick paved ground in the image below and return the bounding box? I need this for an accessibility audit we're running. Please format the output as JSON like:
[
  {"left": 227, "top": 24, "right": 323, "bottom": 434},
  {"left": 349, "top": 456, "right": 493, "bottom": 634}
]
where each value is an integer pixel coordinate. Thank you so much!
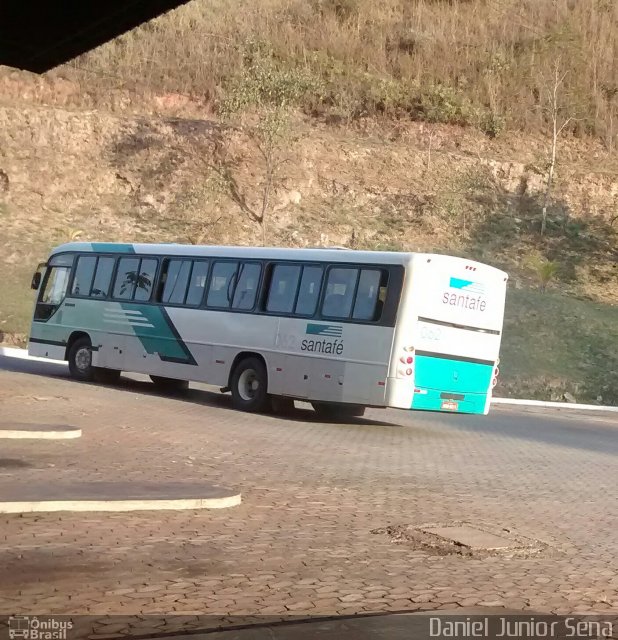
[{"left": 0, "top": 362, "right": 617, "bottom": 636}]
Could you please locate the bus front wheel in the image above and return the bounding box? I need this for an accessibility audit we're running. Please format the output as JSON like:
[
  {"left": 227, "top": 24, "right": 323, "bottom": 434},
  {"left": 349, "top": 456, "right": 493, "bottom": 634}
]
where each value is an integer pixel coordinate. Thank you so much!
[
  {"left": 311, "top": 402, "right": 366, "bottom": 420},
  {"left": 68, "top": 336, "right": 95, "bottom": 382},
  {"left": 230, "top": 357, "right": 272, "bottom": 413}
]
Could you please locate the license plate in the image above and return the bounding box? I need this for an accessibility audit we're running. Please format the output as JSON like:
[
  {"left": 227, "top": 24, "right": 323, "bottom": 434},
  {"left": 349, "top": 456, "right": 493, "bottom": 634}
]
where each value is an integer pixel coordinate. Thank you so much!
[{"left": 441, "top": 400, "right": 459, "bottom": 411}]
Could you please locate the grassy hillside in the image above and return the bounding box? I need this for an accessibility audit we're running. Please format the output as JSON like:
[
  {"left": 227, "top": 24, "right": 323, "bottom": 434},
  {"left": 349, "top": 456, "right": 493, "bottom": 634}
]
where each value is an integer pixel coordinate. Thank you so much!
[
  {"left": 70, "top": 0, "right": 618, "bottom": 143},
  {"left": 498, "top": 289, "right": 618, "bottom": 405}
]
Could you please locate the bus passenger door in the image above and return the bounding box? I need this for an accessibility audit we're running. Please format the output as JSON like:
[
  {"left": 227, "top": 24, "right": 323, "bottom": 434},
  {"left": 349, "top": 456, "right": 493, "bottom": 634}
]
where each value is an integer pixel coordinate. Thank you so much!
[{"left": 29, "top": 262, "right": 72, "bottom": 360}]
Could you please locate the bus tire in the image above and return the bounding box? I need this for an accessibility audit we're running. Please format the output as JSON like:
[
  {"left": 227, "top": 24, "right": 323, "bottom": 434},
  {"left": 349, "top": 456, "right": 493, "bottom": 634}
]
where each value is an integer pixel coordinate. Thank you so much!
[
  {"left": 94, "top": 368, "right": 121, "bottom": 384},
  {"left": 311, "top": 401, "right": 365, "bottom": 420},
  {"left": 230, "top": 357, "right": 272, "bottom": 413},
  {"left": 150, "top": 375, "right": 189, "bottom": 392},
  {"left": 68, "top": 336, "right": 95, "bottom": 382}
]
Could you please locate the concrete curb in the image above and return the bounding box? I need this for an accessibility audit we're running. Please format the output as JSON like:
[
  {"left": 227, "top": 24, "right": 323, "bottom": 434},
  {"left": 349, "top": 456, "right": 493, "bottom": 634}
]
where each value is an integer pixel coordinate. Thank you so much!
[
  {"left": 0, "top": 345, "right": 65, "bottom": 364},
  {"left": 493, "top": 397, "right": 618, "bottom": 413},
  {"left": 0, "top": 495, "right": 242, "bottom": 513}
]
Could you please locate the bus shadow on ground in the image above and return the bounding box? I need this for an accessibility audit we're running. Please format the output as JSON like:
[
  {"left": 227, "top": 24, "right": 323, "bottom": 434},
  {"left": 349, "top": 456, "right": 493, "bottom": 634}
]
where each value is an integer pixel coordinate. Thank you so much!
[
  {"left": 0, "top": 354, "right": 403, "bottom": 429},
  {"left": 113, "top": 375, "right": 403, "bottom": 429}
]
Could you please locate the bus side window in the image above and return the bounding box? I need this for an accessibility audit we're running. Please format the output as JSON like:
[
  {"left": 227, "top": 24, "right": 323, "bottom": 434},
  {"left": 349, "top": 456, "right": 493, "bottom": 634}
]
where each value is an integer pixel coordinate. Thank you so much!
[
  {"left": 113, "top": 258, "right": 140, "bottom": 300},
  {"left": 321, "top": 268, "right": 358, "bottom": 318},
  {"left": 160, "top": 259, "right": 191, "bottom": 304},
  {"left": 133, "top": 258, "right": 157, "bottom": 301},
  {"left": 207, "top": 261, "right": 238, "bottom": 308},
  {"left": 352, "top": 269, "right": 388, "bottom": 321},
  {"left": 266, "top": 264, "right": 301, "bottom": 313},
  {"left": 186, "top": 261, "right": 209, "bottom": 306},
  {"left": 91, "top": 257, "right": 115, "bottom": 298},
  {"left": 71, "top": 256, "right": 97, "bottom": 296},
  {"left": 232, "top": 262, "right": 262, "bottom": 310},
  {"left": 294, "top": 265, "right": 323, "bottom": 316}
]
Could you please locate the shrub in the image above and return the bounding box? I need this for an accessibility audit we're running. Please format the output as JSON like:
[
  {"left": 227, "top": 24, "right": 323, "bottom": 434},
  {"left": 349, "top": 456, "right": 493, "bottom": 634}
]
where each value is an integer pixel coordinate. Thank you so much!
[
  {"left": 527, "top": 256, "right": 559, "bottom": 293},
  {"left": 414, "top": 84, "right": 476, "bottom": 126}
]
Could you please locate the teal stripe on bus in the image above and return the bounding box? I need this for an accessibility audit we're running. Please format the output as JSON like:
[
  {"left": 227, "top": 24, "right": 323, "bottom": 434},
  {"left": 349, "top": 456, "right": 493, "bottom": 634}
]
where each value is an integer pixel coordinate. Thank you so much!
[
  {"left": 119, "top": 303, "right": 197, "bottom": 365},
  {"left": 91, "top": 243, "right": 136, "bottom": 253}
]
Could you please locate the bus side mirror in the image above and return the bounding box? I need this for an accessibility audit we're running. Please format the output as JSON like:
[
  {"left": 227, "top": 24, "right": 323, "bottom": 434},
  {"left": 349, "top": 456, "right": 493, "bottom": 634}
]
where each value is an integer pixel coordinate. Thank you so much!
[
  {"left": 31, "top": 272, "right": 41, "bottom": 290},
  {"left": 31, "top": 264, "right": 45, "bottom": 290}
]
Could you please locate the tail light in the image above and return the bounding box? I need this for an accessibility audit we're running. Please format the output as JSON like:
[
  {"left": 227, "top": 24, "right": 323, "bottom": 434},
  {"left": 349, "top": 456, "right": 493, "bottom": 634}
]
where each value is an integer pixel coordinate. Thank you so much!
[{"left": 396, "top": 347, "right": 415, "bottom": 379}]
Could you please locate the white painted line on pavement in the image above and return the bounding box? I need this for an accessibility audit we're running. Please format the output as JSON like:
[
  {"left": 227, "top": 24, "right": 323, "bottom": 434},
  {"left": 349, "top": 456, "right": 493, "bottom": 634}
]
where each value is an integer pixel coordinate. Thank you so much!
[
  {"left": 0, "top": 495, "right": 242, "bottom": 513},
  {"left": 0, "top": 428, "right": 82, "bottom": 440}
]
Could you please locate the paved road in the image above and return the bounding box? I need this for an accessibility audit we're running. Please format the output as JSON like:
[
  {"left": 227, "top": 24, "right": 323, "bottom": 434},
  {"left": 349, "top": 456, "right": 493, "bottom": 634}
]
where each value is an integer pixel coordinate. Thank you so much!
[{"left": 0, "top": 352, "right": 616, "bottom": 636}]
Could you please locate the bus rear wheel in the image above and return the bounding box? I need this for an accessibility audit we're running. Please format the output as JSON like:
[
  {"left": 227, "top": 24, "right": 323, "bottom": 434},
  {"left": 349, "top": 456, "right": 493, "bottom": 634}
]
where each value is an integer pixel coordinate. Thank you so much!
[
  {"left": 311, "top": 401, "right": 366, "bottom": 420},
  {"left": 230, "top": 357, "right": 271, "bottom": 413}
]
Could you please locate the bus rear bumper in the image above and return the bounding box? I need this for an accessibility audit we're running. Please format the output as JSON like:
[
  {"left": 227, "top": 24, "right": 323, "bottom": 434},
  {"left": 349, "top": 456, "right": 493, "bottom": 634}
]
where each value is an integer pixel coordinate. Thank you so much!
[{"left": 411, "top": 388, "right": 489, "bottom": 415}]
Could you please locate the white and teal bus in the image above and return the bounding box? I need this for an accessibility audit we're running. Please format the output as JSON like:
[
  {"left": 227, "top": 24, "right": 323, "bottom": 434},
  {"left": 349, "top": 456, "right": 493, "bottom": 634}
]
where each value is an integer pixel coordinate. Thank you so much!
[{"left": 28, "top": 243, "right": 507, "bottom": 417}]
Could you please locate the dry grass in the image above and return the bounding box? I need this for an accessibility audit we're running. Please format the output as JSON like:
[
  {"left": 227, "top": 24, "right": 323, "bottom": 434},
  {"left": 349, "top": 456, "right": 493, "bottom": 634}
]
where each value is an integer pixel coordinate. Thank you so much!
[{"left": 68, "top": 0, "right": 618, "bottom": 143}]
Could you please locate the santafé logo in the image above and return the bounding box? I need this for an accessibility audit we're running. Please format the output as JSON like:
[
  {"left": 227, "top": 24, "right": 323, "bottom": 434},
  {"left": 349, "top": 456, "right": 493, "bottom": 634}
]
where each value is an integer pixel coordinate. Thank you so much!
[
  {"left": 442, "top": 277, "right": 488, "bottom": 312},
  {"left": 302, "top": 323, "right": 344, "bottom": 354}
]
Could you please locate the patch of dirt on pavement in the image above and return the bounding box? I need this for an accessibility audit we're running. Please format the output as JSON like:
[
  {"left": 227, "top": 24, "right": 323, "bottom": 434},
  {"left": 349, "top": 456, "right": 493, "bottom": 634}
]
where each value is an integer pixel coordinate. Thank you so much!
[{"left": 371, "top": 521, "right": 552, "bottom": 559}]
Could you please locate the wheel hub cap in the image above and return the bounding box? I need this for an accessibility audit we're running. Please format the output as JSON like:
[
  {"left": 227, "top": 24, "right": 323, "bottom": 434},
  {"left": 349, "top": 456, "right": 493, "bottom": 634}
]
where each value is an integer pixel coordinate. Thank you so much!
[
  {"left": 76, "top": 347, "right": 91, "bottom": 371},
  {"left": 238, "top": 369, "right": 259, "bottom": 401}
]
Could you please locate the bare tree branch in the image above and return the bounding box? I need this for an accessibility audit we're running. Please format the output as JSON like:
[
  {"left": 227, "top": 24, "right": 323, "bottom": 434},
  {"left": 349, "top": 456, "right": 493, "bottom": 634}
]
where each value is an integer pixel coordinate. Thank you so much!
[{"left": 540, "top": 60, "right": 573, "bottom": 236}]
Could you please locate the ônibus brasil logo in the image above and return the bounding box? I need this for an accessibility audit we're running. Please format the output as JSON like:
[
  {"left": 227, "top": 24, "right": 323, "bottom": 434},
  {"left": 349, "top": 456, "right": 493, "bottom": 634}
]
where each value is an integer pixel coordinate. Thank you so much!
[
  {"left": 301, "top": 323, "right": 344, "bottom": 354},
  {"left": 442, "top": 277, "right": 487, "bottom": 312},
  {"left": 8, "top": 616, "right": 73, "bottom": 640}
]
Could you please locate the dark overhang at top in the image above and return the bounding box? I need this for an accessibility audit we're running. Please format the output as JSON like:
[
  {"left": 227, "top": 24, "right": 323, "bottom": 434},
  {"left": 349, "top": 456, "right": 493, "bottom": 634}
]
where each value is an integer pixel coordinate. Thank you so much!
[{"left": 0, "top": 0, "right": 191, "bottom": 73}]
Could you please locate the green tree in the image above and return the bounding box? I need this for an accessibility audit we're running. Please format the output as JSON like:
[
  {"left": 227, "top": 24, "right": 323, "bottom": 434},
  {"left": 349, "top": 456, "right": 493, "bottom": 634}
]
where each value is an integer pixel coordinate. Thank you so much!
[{"left": 205, "top": 45, "right": 312, "bottom": 244}]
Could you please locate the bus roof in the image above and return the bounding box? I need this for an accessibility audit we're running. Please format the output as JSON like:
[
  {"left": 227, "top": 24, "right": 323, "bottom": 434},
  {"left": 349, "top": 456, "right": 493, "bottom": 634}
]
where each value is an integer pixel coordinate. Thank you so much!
[{"left": 49, "top": 242, "right": 507, "bottom": 275}]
